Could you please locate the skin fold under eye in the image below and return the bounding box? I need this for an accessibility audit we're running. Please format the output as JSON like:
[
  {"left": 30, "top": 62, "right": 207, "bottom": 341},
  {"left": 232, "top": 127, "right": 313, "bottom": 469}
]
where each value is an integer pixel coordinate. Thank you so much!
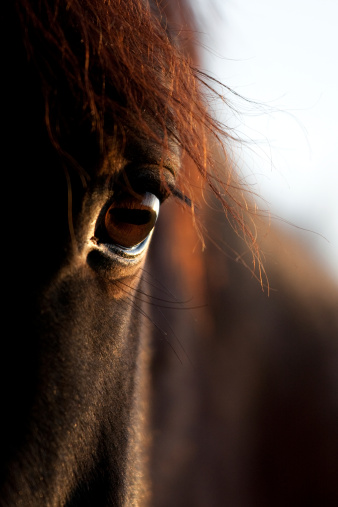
[{"left": 101, "top": 192, "right": 160, "bottom": 250}]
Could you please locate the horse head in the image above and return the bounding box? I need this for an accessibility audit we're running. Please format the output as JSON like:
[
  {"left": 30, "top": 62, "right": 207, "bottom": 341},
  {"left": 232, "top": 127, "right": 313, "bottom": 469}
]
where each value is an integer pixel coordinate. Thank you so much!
[{"left": 2, "top": 1, "right": 338, "bottom": 506}]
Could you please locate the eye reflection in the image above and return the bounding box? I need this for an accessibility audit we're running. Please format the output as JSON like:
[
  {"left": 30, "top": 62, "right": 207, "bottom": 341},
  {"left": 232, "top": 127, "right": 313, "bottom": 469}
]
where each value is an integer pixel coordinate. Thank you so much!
[{"left": 103, "top": 192, "right": 159, "bottom": 249}]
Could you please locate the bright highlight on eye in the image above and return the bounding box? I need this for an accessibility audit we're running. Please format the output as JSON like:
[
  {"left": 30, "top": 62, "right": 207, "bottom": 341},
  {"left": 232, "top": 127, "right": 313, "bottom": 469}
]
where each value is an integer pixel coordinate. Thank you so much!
[{"left": 103, "top": 192, "right": 160, "bottom": 249}]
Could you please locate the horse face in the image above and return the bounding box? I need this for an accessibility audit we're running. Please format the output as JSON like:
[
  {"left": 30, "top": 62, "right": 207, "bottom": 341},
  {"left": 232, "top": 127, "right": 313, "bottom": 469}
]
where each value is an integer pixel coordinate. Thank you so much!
[{"left": 1, "top": 8, "right": 178, "bottom": 503}]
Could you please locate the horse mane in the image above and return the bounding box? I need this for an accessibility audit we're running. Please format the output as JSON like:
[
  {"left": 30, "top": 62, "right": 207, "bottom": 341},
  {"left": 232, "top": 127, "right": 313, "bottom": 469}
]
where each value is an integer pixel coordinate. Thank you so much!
[{"left": 16, "top": 0, "right": 262, "bottom": 277}]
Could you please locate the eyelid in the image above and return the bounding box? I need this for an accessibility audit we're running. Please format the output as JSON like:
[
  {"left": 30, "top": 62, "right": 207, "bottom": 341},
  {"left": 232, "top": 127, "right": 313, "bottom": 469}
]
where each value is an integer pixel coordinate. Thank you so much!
[
  {"left": 118, "top": 164, "right": 192, "bottom": 209},
  {"left": 118, "top": 164, "right": 175, "bottom": 203}
]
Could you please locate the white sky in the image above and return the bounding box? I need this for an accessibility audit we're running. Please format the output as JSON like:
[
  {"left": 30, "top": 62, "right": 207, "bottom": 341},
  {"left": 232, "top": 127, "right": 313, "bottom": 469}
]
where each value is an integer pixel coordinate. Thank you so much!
[{"left": 194, "top": 0, "right": 338, "bottom": 281}]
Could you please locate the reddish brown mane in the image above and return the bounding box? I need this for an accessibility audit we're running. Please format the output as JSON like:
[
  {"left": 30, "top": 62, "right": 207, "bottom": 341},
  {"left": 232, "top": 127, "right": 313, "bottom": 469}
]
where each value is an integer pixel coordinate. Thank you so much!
[{"left": 16, "top": 0, "right": 262, "bottom": 278}]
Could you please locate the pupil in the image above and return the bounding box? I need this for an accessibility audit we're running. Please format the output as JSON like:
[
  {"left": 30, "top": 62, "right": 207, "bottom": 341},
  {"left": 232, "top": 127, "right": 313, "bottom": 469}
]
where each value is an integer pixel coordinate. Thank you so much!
[{"left": 109, "top": 208, "right": 152, "bottom": 226}]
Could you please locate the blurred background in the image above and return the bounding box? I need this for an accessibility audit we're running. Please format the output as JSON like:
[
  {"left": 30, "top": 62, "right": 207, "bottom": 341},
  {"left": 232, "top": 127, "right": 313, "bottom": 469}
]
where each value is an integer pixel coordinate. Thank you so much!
[{"left": 194, "top": 0, "right": 338, "bottom": 282}]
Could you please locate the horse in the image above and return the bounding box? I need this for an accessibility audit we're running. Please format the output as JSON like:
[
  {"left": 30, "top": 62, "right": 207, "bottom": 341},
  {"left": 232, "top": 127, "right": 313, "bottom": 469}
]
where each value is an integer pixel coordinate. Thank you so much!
[{"left": 2, "top": 0, "right": 338, "bottom": 505}]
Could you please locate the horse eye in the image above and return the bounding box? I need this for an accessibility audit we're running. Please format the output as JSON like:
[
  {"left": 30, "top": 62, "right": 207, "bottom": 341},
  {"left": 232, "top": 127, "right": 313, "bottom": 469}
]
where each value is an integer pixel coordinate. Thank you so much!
[{"left": 102, "top": 192, "right": 160, "bottom": 249}]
